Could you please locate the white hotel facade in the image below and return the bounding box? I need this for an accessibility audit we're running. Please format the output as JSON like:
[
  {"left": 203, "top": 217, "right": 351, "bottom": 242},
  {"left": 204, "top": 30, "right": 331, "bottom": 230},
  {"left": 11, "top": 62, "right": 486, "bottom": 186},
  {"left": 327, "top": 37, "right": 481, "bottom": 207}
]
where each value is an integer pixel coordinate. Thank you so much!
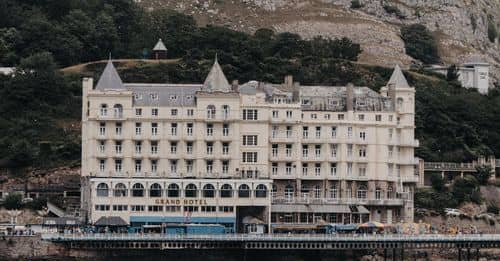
[{"left": 81, "top": 59, "right": 419, "bottom": 232}]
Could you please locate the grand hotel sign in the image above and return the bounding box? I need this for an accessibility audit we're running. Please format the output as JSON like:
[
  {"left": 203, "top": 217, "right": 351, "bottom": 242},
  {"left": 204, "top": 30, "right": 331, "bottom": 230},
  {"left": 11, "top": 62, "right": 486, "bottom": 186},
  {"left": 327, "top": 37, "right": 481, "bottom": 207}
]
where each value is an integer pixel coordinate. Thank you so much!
[{"left": 154, "top": 199, "right": 208, "bottom": 205}]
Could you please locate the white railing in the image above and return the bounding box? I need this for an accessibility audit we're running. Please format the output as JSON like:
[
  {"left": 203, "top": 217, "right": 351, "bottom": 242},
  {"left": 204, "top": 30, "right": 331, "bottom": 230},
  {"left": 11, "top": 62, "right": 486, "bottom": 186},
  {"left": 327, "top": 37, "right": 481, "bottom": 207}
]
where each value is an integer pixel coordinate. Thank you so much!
[{"left": 271, "top": 197, "right": 403, "bottom": 205}]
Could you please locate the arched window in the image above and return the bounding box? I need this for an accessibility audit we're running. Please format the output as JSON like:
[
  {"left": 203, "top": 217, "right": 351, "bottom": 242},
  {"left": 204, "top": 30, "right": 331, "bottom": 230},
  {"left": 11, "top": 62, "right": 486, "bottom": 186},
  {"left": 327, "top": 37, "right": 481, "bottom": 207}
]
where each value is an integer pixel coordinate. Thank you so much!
[
  {"left": 255, "top": 184, "right": 267, "bottom": 198},
  {"left": 207, "top": 105, "right": 216, "bottom": 119},
  {"left": 375, "top": 187, "right": 382, "bottom": 199},
  {"left": 314, "top": 185, "right": 321, "bottom": 199},
  {"left": 387, "top": 186, "right": 394, "bottom": 199},
  {"left": 113, "top": 104, "right": 123, "bottom": 118},
  {"left": 220, "top": 184, "right": 233, "bottom": 198},
  {"left": 357, "top": 185, "right": 367, "bottom": 199},
  {"left": 167, "top": 183, "right": 180, "bottom": 198},
  {"left": 396, "top": 97, "right": 404, "bottom": 110},
  {"left": 185, "top": 184, "right": 197, "bottom": 198},
  {"left": 114, "top": 183, "right": 127, "bottom": 197},
  {"left": 222, "top": 105, "right": 230, "bottom": 119},
  {"left": 202, "top": 184, "right": 215, "bottom": 198},
  {"left": 238, "top": 184, "right": 250, "bottom": 198},
  {"left": 100, "top": 104, "right": 108, "bottom": 116},
  {"left": 96, "top": 183, "right": 109, "bottom": 197},
  {"left": 149, "top": 183, "right": 162, "bottom": 197},
  {"left": 132, "top": 183, "right": 144, "bottom": 197},
  {"left": 284, "top": 185, "right": 294, "bottom": 201}
]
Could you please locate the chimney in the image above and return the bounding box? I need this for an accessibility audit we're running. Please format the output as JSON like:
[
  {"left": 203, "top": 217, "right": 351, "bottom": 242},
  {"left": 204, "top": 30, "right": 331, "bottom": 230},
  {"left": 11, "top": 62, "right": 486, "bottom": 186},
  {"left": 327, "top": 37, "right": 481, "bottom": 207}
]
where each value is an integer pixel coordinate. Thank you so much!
[
  {"left": 284, "top": 75, "right": 293, "bottom": 88},
  {"left": 346, "top": 83, "right": 354, "bottom": 111},
  {"left": 388, "top": 83, "right": 396, "bottom": 109},
  {"left": 231, "top": 80, "right": 239, "bottom": 91}
]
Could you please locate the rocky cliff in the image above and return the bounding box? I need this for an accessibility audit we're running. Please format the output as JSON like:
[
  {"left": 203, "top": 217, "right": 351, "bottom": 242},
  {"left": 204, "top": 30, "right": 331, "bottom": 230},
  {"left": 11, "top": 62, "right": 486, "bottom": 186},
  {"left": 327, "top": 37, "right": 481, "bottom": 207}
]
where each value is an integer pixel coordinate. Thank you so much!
[{"left": 139, "top": 0, "right": 500, "bottom": 83}]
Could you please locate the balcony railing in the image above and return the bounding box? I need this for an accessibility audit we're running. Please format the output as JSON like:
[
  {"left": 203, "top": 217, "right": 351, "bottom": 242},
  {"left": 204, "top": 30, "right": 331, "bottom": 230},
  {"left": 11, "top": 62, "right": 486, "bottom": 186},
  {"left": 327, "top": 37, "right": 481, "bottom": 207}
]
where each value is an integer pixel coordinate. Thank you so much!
[{"left": 272, "top": 197, "right": 404, "bottom": 206}]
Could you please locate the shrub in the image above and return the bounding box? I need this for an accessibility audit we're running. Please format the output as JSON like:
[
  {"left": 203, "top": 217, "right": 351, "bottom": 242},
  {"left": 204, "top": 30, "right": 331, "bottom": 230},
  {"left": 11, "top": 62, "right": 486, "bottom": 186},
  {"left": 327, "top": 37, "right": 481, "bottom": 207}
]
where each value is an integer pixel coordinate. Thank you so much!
[
  {"left": 487, "top": 204, "right": 499, "bottom": 214},
  {"left": 3, "top": 194, "right": 22, "bottom": 210},
  {"left": 487, "top": 16, "right": 497, "bottom": 43},
  {"left": 383, "top": 5, "right": 406, "bottom": 19},
  {"left": 475, "top": 165, "right": 493, "bottom": 185},
  {"left": 350, "top": 0, "right": 363, "bottom": 9},
  {"left": 401, "top": 24, "right": 440, "bottom": 64},
  {"left": 430, "top": 172, "right": 446, "bottom": 192}
]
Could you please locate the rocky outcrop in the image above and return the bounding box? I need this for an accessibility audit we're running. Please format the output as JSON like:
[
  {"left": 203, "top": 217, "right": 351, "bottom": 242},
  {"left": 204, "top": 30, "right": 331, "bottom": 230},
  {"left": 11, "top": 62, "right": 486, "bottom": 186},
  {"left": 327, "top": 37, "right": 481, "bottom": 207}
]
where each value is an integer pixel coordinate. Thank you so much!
[{"left": 139, "top": 0, "right": 500, "bottom": 84}]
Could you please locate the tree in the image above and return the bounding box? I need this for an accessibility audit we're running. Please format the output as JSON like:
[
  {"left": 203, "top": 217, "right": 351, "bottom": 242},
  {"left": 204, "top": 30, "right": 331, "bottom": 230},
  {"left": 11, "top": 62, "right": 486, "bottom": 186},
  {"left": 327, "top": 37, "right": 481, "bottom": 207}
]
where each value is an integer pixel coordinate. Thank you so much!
[
  {"left": 446, "top": 64, "right": 459, "bottom": 82},
  {"left": 487, "top": 16, "right": 498, "bottom": 43},
  {"left": 475, "top": 165, "right": 492, "bottom": 185},
  {"left": 401, "top": 24, "right": 440, "bottom": 64},
  {"left": 451, "top": 175, "right": 481, "bottom": 204},
  {"left": 430, "top": 172, "right": 446, "bottom": 191},
  {"left": 350, "top": 0, "right": 363, "bottom": 9},
  {"left": 3, "top": 194, "right": 22, "bottom": 210}
]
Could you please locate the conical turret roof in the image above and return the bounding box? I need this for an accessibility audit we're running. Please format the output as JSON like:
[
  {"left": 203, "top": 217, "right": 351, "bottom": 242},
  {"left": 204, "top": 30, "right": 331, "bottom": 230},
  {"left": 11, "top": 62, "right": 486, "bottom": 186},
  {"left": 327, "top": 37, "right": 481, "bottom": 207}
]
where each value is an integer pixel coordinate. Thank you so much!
[
  {"left": 95, "top": 58, "right": 124, "bottom": 90},
  {"left": 387, "top": 65, "right": 410, "bottom": 88},
  {"left": 203, "top": 56, "right": 231, "bottom": 92}
]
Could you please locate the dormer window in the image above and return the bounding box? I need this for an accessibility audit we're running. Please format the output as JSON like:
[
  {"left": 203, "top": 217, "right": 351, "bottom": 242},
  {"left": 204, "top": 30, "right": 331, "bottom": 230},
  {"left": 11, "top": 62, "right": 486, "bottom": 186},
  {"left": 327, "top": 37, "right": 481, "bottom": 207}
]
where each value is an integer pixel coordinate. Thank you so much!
[
  {"left": 301, "top": 99, "right": 311, "bottom": 105},
  {"left": 150, "top": 93, "right": 159, "bottom": 100},
  {"left": 170, "top": 95, "right": 178, "bottom": 101}
]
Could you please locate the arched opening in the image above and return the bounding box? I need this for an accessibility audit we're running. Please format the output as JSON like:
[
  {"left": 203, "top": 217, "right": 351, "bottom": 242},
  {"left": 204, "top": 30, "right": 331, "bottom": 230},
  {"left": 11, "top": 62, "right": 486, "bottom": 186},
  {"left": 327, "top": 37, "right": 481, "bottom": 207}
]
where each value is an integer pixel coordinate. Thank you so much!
[
  {"left": 132, "top": 183, "right": 144, "bottom": 197},
  {"left": 96, "top": 183, "right": 109, "bottom": 197},
  {"left": 207, "top": 105, "right": 216, "bottom": 119},
  {"left": 185, "top": 184, "right": 197, "bottom": 198},
  {"left": 114, "top": 183, "right": 127, "bottom": 197},
  {"left": 202, "top": 184, "right": 215, "bottom": 198},
  {"left": 255, "top": 184, "right": 267, "bottom": 198},
  {"left": 149, "top": 183, "right": 162, "bottom": 197},
  {"left": 220, "top": 184, "right": 233, "bottom": 198},
  {"left": 167, "top": 183, "right": 180, "bottom": 198},
  {"left": 238, "top": 184, "right": 250, "bottom": 198},
  {"left": 113, "top": 104, "right": 123, "bottom": 118}
]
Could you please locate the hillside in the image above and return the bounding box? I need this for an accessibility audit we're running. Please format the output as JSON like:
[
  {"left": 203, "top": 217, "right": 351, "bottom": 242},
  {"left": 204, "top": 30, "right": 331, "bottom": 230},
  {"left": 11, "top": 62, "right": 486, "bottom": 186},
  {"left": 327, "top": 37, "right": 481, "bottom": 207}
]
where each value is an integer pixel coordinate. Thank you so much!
[{"left": 139, "top": 0, "right": 500, "bottom": 84}]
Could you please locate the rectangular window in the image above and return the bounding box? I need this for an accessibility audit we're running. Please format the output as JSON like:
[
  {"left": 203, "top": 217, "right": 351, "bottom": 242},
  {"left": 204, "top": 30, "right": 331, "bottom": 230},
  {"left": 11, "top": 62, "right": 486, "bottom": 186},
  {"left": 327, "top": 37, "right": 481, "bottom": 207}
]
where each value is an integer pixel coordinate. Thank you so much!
[
  {"left": 113, "top": 205, "right": 128, "bottom": 211},
  {"left": 347, "top": 163, "right": 353, "bottom": 175},
  {"left": 315, "top": 126, "right": 321, "bottom": 138},
  {"left": 302, "top": 126, "right": 309, "bottom": 139},
  {"left": 187, "top": 123, "right": 193, "bottom": 136},
  {"left": 115, "top": 159, "right": 122, "bottom": 173},
  {"left": 389, "top": 128, "right": 393, "bottom": 139},
  {"left": 286, "top": 126, "right": 292, "bottom": 138},
  {"left": 222, "top": 161, "right": 229, "bottom": 174},
  {"left": 135, "top": 160, "right": 142, "bottom": 173},
  {"left": 302, "top": 145, "right": 308, "bottom": 158},
  {"left": 135, "top": 141, "right": 142, "bottom": 154},
  {"left": 315, "top": 145, "right": 321, "bottom": 157},
  {"left": 186, "top": 142, "right": 193, "bottom": 154},
  {"left": 286, "top": 110, "right": 292, "bottom": 118},
  {"left": 148, "top": 205, "right": 164, "bottom": 212},
  {"left": 272, "top": 163, "right": 278, "bottom": 175},
  {"left": 389, "top": 115, "right": 393, "bottom": 121},
  {"left": 135, "top": 122, "right": 141, "bottom": 135},
  {"left": 359, "top": 131, "right": 366, "bottom": 140},
  {"left": 206, "top": 124, "right": 213, "bottom": 136},
  {"left": 359, "top": 147, "right": 366, "bottom": 157},
  {"left": 170, "top": 142, "right": 177, "bottom": 154},
  {"left": 302, "top": 163, "right": 308, "bottom": 176},
  {"left": 222, "top": 143, "right": 229, "bottom": 155},
  {"left": 285, "top": 163, "right": 292, "bottom": 175},
  {"left": 187, "top": 109, "right": 194, "bottom": 116},
  {"left": 330, "top": 144, "right": 338, "bottom": 158},
  {"left": 131, "top": 205, "right": 145, "bottom": 212},
  {"left": 206, "top": 160, "right": 213, "bottom": 174},
  {"left": 99, "top": 122, "right": 106, "bottom": 136},
  {"left": 272, "top": 110, "right": 278, "bottom": 118},
  {"left": 171, "top": 123, "right": 177, "bottom": 136},
  {"left": 223, "top": 124, "right": 229, "bottom": 136},
  {"left": 242, "top": 109, "right": 258, "bottom": 120},
  {"left": 330, "top": 163, "right": 337, "bottom": 176},
  {"left": 347, "top": 126, "right": 353, "bottom": 138},
  {"left": 151, "top": 141, "right": 158, "bottom": 154},
  {"left": 152, "top": 108, "right": 158, "bottom": 116},
  {"left": 338, "top": 114, "right": 344, "bottom": 120},
  {"left": 285, "top": 144, "right": 292, "bottom": 157},
  {"left": 315, "top": 163, "right": 321, "bottom": 176},
  {"left": 170, "top": 160, "right": 177, "bottom": 174},
  {"left": 99, "top": 141, "right": 105, "bottom": 153},
  {"left": 347, "top": 144, "right": 353, "bottom": 157},
  {"left": 135, "top": 108, "right": 142, "bottom": 116},
  {"left": 206, "top": 142, "right": 213, "bottom": 155},
  {"left": 242, "top": 135, "right": 258, "bottom": 146},
  {"left": 359, "top": 166, "right": 366, "bottom": 177},
  {"left": 358, "top": 114, "right": 365, "bottom": 121},
  {"left": 331, "top": 126, "right": 337, "bottom": 138},
  {"left": 186, "top": 160, "right": 193, "bottom": 174},
  {"left": 171, "top": 109, "right": 178, "bottom": 116},
  {"left": 115, "top": 141, "right": 122, "bottom": 154},
  {"left": 99, "top": 159, "right": 105, "bottom": 172},
  {"left": 242, "top": 152, "right": 258, "bottom": 163},
  {"left": 272, "top": 144, "right": 278, "bottom": 157},
  {"left": 151, "top": 122, "right": 158, "bottom": 136},
  {"left": 115, "top": 123, "right": 122, "bottom": 135},
  {"left": 388, "top": 146, "right": 394, "bottom": 158},
  {"left": 151, "top": 160, "right": 157, "bottom": 173},
  {"left": 311, "top": 114, "right": 317, "bottom": 119},
  {"left": 376, "top": 114, "right": 382, "bottom": 121}
]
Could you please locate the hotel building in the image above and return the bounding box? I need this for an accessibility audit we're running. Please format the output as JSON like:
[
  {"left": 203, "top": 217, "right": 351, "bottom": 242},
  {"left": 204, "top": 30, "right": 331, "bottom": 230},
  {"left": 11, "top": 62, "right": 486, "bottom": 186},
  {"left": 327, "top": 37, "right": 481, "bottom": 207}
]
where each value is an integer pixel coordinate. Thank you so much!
[{"left": 81, "top": 58, "right": 418, "bottom": 232}]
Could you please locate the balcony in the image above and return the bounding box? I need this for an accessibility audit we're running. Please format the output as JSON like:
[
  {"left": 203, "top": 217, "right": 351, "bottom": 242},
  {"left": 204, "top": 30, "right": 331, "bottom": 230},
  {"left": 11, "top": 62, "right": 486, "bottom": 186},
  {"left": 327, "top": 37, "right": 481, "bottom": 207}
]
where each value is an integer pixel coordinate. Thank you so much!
[
  {"left": 399, "top": 157, "right": 419, "bottom": 165},
  {"left": 272, "top": 197, "right": 404, "bottom": 206},
  {"left": 269, "top": 135, "right": 294, "bottom": 143}
]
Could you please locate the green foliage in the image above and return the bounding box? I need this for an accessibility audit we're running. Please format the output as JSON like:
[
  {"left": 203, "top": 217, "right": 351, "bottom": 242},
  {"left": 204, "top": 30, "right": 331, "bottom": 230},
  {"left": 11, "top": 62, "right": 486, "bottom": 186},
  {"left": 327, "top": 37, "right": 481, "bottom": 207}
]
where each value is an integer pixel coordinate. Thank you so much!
[
  {"left": 430, "top": 173, "right": 446, "bottom": 192},
  {"left": 401, "top": 24, "right": 440, "bottom": 64},
  {"left": 487, "top": 16, "right": 498, "bottom": 43},
  {"left": 3, "top": 194, "right": 22, "bottom": 210},
  {"left": 446, "top": 64, "right": 460, "bottom": 82},
  {"left": 451, "top": 175, "right": 482, "bottom": 204},
  {"left": 25, "top": 197, "right": 47, "bottom": 210},
  {"left": 470, "top": 14, "right": 477, "bottom": 33},
  {"left": 414, "top": 188, "right": 457, "bottom": 211},
  {"left": 475, "top": 165, "right": 493, "bottom": 185},
  {"left": 383, "top": 5, "right": 406, "bottom": 19},
  {"left": 350, "top": 0, "right": 363, "bottom": 9}
]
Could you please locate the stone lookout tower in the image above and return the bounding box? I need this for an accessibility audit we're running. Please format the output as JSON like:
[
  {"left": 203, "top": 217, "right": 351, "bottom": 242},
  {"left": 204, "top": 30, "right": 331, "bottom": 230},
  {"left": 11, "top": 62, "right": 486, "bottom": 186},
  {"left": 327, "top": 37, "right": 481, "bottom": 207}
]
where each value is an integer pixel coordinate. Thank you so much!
[{"left": 152, "top": 38, "right": 167, "bottom": 59}]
